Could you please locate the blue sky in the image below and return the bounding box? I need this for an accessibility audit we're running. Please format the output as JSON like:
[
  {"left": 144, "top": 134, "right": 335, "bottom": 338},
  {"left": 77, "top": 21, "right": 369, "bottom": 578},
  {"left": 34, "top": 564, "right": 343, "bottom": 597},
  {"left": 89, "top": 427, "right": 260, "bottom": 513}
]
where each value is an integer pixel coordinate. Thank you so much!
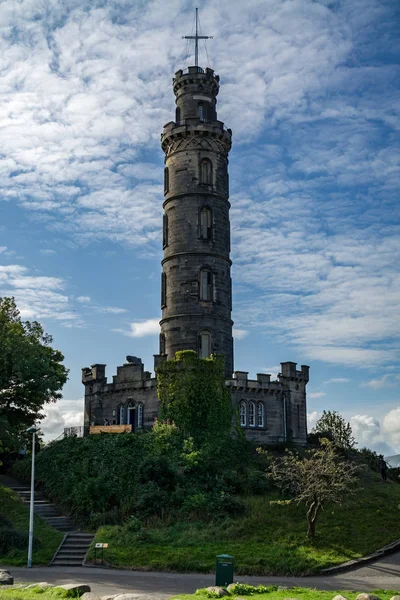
[{"left": 0, "top": 0, "right": 399, "bottom": 453}]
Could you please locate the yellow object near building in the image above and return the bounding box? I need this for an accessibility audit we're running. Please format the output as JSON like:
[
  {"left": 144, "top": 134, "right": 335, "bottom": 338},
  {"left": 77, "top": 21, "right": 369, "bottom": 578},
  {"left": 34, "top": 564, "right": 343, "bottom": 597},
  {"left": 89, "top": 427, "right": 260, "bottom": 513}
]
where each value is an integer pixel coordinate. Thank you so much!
[{"left": 89, "top": 425, "right": 132, "bottom": 434}]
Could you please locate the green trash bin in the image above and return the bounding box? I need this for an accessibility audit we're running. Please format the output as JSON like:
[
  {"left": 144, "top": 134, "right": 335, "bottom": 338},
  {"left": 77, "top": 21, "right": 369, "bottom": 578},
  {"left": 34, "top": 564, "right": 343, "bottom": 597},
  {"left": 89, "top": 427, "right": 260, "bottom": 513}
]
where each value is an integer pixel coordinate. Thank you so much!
[{"left": 215, "top": 554, "right": 234, "bottom": 587}]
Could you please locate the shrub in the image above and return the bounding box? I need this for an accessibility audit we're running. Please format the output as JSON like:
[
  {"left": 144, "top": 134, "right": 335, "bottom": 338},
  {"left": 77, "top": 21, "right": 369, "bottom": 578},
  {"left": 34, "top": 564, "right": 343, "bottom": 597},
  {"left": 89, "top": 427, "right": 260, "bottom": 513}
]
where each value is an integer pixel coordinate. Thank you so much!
[{"left": 0, "top": 527, "right": 38, "bottom": 555}]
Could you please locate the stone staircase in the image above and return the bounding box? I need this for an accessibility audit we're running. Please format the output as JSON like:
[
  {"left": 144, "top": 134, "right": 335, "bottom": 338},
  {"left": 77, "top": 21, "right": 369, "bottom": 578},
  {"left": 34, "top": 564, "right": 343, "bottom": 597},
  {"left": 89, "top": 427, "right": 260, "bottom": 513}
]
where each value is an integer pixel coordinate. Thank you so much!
[
  {"left": 2, "top": 477, "right": 94, "bottom": 567},
  {"left": 50, "top": 532, "right": 95, "bottom": 567},
  {"left": 9, "top": 485, "right": 76, "bottom": 533}
]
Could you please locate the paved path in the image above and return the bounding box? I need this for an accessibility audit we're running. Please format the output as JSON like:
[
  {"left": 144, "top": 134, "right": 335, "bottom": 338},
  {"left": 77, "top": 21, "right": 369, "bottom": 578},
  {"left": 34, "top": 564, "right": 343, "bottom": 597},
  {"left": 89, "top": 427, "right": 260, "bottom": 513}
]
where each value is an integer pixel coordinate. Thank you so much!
[{"left": 3, "top": 551, "right": 400, "bottom": 597}]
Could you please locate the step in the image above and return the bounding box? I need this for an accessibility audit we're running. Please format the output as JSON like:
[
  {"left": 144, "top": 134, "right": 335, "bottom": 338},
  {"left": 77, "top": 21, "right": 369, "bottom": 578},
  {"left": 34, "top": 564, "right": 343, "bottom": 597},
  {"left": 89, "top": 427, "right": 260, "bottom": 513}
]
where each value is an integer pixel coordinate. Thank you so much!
[
  {"left": 62, "top": 541, "right": 91, "bottom": 547},
  {"left": 57, "top": 551, "right": 87, "bottom": 558},
  {"left": 51, "top": 560, "right": 84, "bottom": 567}
]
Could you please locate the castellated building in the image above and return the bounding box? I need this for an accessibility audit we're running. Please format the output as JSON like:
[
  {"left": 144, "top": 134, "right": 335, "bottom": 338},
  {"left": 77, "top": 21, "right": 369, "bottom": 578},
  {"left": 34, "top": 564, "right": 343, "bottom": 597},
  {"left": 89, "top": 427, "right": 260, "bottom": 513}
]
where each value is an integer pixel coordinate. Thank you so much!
[{"left": 81, "top": 65, "right": 309, "bottom": 445}]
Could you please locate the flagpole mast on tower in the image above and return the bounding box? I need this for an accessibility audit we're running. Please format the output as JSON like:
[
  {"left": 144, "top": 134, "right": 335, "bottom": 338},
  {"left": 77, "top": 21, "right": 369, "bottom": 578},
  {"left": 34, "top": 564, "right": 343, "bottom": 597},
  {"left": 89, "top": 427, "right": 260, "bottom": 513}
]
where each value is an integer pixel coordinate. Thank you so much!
[{"left": 183, "top": 7, "right": 212, "bottom": 68}]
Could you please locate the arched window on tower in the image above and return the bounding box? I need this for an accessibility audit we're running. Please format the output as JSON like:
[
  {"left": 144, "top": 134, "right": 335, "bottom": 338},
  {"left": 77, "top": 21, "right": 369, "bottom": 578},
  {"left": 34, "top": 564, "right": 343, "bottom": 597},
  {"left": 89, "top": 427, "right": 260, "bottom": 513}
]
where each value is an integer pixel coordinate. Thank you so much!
[
  {"left": 239, "top": 401, "right": 246, "bottom": 427},
  {"left": 175, "top": 106, "right": 181, "bottom": 124},
  {"left": 199, "top": 268, "right": 213, "bottom": 301},
  {"left": 200, "top": 158, "right": 212, "bottom": 185},
  {"left": 137, "top": 403, "right": 143, "bottom": 428},
  {"left": 161, "top": 272, "right": 167, "bottom": 308},
  {"left": 199, "top": 207, "right": 212, "bottom": 240},
  {"left": 198, "top": 103, "right": 204, "bottom": 122},
  {"left": 257, "top": 402, "right": 264, "bottom": 428},
  {"left": 249, "top": 401, "right": 255, "bottom": 427},
  {"left": 164, "top": 167, "right": 169, "bottom": 194},
  {"left": 199, "top": 330, "right": 211, "bottom": 359},
  {"left": 159, "top": 333, "right": 166, "bottom": 355},
  {"left": 163, "top": 214, "right": 168, "bottom": 248}
]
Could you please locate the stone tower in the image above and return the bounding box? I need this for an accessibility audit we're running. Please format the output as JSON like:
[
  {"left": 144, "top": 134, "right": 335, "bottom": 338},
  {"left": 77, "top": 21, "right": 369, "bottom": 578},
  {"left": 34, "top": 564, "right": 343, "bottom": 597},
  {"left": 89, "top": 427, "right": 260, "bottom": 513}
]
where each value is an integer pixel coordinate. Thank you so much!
[{"left": 160, "top": 66, "right": 233, "bottom": 376}]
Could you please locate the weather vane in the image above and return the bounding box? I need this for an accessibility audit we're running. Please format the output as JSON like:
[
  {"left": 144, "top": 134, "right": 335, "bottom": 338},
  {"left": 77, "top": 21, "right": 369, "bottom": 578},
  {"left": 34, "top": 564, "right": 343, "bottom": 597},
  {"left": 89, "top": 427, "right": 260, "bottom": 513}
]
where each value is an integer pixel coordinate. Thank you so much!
[{"left": 183, "top": 7, "right": 213, "bottom": 67}]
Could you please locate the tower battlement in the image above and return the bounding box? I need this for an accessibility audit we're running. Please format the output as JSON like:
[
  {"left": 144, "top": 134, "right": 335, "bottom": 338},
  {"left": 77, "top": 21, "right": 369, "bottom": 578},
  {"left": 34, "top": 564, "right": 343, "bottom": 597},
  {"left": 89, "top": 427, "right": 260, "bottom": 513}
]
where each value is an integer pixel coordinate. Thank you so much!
[{"left": 173, "top": 66, "right": 219, "bottom": 95}]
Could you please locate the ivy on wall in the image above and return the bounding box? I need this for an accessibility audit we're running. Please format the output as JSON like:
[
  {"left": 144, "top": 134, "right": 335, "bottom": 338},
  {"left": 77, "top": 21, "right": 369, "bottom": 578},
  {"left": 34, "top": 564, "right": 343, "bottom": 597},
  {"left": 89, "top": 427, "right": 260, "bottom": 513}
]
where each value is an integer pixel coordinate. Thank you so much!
[{"left": 157, "top": 350, "right": 233, "bottom": 443}]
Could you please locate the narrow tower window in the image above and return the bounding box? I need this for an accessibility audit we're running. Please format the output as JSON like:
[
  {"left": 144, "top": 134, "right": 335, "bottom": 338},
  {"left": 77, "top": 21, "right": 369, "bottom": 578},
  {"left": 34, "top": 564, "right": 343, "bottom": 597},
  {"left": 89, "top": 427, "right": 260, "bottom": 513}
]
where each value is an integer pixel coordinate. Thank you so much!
[
  {"left": 239, "top": 401, "right": 246, "bottom": 427},
  {"left": 164, "top": 167, "right": 169, "bottom": 194},
  {"left": 175, "top": 106, "right": 181, "bottom": 124},
  {"left": 199, "top": 330, "right": 211, "bottom": 359},
  {"left": 161, "top": 272, "right": 167, "bottom": 308},
  {"left": 159, "top": 333, "right": 166, "bottom": 355},
  {"left": 163, "top": 214, "right": 168, "bottom": 248},
  {"left": 199, "top": 268, "right": 213, "bottom": 301},
  {"left": 249, "top": 401, "right": 255, "bottom": 427},
  {"left": 198, "top": 103, "right": 204, "bottom": 121},
  {"left": 200, "top": 158, "right": 212, "bottom": 185},
  {"left": 199, "top": 207, "right": 212, "bottom": 240},
  {"left": 137, "top": 403, "right": 143, "bottom": 428},
  {"left": 257, "top": 402, "right": 264, "bottom": 428}
]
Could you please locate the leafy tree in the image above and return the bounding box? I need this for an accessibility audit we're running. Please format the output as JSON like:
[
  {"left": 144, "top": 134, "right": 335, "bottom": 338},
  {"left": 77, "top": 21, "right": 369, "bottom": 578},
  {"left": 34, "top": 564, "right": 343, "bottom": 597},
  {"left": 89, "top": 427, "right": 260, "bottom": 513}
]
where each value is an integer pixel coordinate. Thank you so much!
[
  {"left": 312, "top": 410, "right": 356, "bottom": 450},
  {"left": 0, "top": 297, "right": 68, "bottom": 437},
  {"left": 267, "top": 439, "right": 360, "bottom": 539},
  {"left": 157, "top": 350, "right": 233, "bottom": 443}
]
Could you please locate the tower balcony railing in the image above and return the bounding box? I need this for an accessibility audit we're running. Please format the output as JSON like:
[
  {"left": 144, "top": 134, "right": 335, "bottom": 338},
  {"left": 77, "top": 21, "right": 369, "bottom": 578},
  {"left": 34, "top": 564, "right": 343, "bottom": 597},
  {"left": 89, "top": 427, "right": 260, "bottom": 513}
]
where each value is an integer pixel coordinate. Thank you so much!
[{"left": 163, "top": 119, "right": 231, "bottom": 134}]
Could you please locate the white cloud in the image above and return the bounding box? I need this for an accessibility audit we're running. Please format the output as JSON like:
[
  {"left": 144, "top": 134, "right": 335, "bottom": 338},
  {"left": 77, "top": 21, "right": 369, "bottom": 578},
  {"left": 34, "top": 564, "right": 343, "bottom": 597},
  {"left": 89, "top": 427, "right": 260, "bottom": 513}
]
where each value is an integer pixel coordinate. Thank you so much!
[
  {"left": 362, "top": 374, "right": 400, "bottom": 390},
  {"left": 76, "top": 296, "right": 91, "bottom": 303},
  {"left": 309, "top": 392, "right": 326, "bottom": 399},
  {"left": 0, "top": 262, "right": 80, "bottom": 325},
  {"left": 114, "top": 318, "right": 160, "bottom": 338},
  {"left": 99, "top": 307, "right": 127, "bottom": 314},
  {"left": 39, "top": 400, "right": 83, "bottom": 441},
  {"left": 40, "top": 249, "right": 56, "bottom": 255},
  {"left": 307, "top": 411, "right": 320, "bottom": 430},
  {"left": 323, "top": 378, "right": 350, "bottom": 384},
  {"left": 233, "top": 328, "right": 249, "bottom": 340},
  {"left": 262, "top": 365, "right": 281, "bottom": 380}
]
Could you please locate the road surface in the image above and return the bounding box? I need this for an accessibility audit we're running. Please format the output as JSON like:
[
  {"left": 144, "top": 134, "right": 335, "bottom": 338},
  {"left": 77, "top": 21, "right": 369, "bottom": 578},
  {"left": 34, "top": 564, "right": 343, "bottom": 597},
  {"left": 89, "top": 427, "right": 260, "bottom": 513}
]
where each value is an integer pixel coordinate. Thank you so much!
[{"left": 3, "top": 551, "right": 400, "bottom": 597}]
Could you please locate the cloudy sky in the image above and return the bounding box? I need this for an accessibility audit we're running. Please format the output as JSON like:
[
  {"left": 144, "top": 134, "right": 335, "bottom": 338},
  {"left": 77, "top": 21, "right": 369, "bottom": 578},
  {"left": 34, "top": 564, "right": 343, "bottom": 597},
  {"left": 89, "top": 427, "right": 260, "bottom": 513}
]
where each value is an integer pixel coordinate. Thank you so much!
[{"left": 0, "top": 0, "right": 399, "bottom": 454}]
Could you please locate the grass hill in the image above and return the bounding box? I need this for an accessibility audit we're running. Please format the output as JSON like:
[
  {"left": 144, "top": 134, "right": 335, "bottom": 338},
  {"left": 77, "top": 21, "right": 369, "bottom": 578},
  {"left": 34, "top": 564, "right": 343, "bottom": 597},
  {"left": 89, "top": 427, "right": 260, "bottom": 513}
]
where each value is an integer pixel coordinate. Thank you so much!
[
  {"left": 87, "top": 469, "right": 400, "bottom": 575},
  {"left": 0, "top": 485, "right": 63, "bottom": 566},
  {"left": 11, "top": 431, "right": 400, "bottom": 576}
]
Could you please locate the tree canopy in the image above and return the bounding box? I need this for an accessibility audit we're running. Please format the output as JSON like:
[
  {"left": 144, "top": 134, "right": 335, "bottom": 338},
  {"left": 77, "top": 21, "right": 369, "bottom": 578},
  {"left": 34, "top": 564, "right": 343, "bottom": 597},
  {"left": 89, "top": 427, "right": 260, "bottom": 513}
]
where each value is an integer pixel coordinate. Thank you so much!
[
  {"left": 312, "top": 409, "right": 356, "bottom": 450},
  {"left": 0, "top": 297, "right": 68, "bottom": 438},
  {"left": 267, "top": 439, "right": 360, "bottom": 538}
]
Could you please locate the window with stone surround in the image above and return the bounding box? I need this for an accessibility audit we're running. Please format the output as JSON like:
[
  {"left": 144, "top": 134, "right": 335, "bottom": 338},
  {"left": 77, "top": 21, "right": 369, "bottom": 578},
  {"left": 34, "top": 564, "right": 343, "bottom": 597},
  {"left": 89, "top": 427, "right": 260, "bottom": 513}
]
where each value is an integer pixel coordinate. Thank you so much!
[
  {"left": 137, "top": 403, "right": 143, "bottom": 428},
  {"left": 200, "top": 158, "right": 212, "bottom": 185},
  {"left": 257, "top": 402, "right": 264, "bottom": 427},
  {"left": 117, "top": 404, "right": 124, "bottom": 425},
  {"left": 239, "top": 401, "right": 246, "bottom": 427},
  {"left": 199, "top": 330, "right": 211, "bottom": 359},
  {"left": 199, "top": 207, "right": 212, "bottom": 240},
  {"left": 198, "top": 103, "right": 204, "bottom": 122},
  {"left": 161, "top": 272, "right": 167, "bottom": 308},
  {"left": 249, "top": 401, "right": 255, "bottom": 427},
  {"left": 199, "top": 268, "right": 213, "bottom": 301},
  {"left": 160, "top": 332, "right": 166, "bottom": 355},
  {"left": 163, "top": 214, "right": 168, "bottom": 247},
  {"left": 164, "top": 167, "right": 169, "bottom": 194},
  {"left": 175, "top": 106, "right": 181, "bottom": 124}
]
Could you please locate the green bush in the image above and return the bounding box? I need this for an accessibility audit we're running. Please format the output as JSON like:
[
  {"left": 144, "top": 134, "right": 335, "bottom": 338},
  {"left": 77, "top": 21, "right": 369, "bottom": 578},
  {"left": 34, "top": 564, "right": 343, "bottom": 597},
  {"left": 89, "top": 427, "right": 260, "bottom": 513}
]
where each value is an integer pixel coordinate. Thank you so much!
[
  {"left": 0, "top": 526, "right": 38, "bottom": 555},
  {"left": 11, "top": 425, "right": 259, "bottom": 528}
]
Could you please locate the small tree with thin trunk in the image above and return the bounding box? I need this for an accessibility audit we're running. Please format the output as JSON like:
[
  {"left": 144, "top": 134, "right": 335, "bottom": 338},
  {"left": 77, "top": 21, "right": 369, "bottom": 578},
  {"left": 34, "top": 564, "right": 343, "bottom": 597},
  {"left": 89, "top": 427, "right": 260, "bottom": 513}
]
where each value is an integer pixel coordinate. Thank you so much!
[{"left": 267, "top": 439, "right": 360, "bottom": 539}]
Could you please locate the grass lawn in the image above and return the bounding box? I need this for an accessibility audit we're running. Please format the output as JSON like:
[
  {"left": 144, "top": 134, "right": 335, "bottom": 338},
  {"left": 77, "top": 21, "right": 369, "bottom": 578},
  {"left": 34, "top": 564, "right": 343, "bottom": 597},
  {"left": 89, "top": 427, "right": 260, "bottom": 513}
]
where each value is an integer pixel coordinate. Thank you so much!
[
  {"left": 0, "top": 587, "right": 73, "bottom": 599},
  {"left": 175, "top": 589, "right": 399, "bottom": 600},
  {"left": 88, "top": 471, "right": 400, "bottom": 575},
  {"left": 0, "top": 486, "right": 63, "bottom": 567}
]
